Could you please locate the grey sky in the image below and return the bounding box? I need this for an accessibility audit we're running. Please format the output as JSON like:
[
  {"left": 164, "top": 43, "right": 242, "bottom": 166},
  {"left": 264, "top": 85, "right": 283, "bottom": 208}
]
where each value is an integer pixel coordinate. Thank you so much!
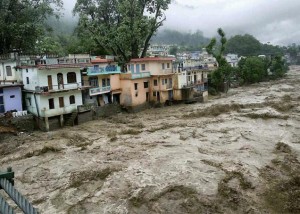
[{"left": 62, "top": 0, "right": 300, "bottom": 45}]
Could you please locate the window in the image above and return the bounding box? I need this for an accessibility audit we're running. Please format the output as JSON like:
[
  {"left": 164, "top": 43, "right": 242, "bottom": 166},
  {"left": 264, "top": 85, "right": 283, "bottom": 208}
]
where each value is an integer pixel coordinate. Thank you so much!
[
  {"left": 102, "top": 79, "right": 106, "bottom": 87},
  {"left": 89, "top": 77, "right": 98, "bottom": 87},
  {"left": 165, "top": 79, "right": 168, "bottom": 84},
  {"left": 153, "top": 92, "right": 156, "bottom": 97},
  {"left": 26, "top": 69, "right": 28, "bottom": 73},
  {"left": 49, "top": 98, "right": 55, "bottom": 109},
  {"left": 69, "top": 95, "right": 75, "bottom": 104},
  {"left": 26, "top": 77, "right": 29, "bottom": 84},
  {"left": 162, "top": 79, "right": 164, "bottom": 85},
  {"left": 6, "top": 66, "right": 12, "bottom": 76},
  {"left": 154, "top": 79, "right": 158, "bottom": 86},
  {"left": 107, "top": 78, "right": 110, "bottom": 86},
  {"left": 162, "top": 63, "right": 165, "bottom": 70},
  {"left": 67, "top": 72, "right": 77, "bottom": 83},
  {"left": 141, "top": 64, "right": 146, "bottom": 71},
  {"left": 167, "top": 63, "right": 170, "bottom": 68},
  {"left": 0, "top": 88, "right": 3, "bottom": 94},
  {"left": 134, "top": 83, "right": 138, "bottom": 90},
  {"left": 144, "top": 82, "right": 148, "bottom": 88},
  {"left": 59, "top": 97, "right": 64, "bottom": 108},
  {"left": 10, "top": 95, "right": 15, "bottom": 98}
]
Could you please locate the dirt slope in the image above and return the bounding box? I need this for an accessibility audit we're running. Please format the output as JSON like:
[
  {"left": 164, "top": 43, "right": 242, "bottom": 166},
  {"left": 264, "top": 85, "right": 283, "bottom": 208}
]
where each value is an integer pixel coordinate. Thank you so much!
[{"left": 1, "top": 66, "right": 300, "bottom": 214}]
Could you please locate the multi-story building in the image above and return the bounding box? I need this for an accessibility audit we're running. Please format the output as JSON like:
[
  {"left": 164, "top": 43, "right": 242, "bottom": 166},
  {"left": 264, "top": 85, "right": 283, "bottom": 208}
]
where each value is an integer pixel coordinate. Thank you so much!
[
  {"left": 173, "top": 58, "right": 214, "bottom": 103},
  {"left": 83, "top": 56, "right": 122, "bottom": 106},
  {"left": 119, "top": 57, "right": 175, "bottom": 110},
  {"left": 147, "top": 44, "right": 170, "bottom": 57},
  {"left": 0, "top": 53, "right": 23, "bottom": 113},
  {"left": 19, "top": 55, "right": 91, "bottom": 131}
]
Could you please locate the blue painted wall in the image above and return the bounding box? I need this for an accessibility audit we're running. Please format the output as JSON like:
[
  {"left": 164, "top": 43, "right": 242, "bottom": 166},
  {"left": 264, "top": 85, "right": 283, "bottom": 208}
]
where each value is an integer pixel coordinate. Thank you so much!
[{"left": 3, "top": 86, "right": 22, "bottom": 112}]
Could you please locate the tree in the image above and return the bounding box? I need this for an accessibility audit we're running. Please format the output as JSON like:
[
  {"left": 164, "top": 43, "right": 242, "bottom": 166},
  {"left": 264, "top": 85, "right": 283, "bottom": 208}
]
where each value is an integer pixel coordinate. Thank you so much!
[
  {"left": 0, "top": 0, "right": 62, "bottom": 54},
  {"left": 238, "top": 57, "right": 268, "bottom": 84},
  {"left": 270, "top": 56, "right": 288, "bottom": 78},
  {"left": 206, "top": 28, "right": 231, "bottom": 92},
  {"left": 74, "top": 0, "right": 171, "bottom": 66},
  {"left": 225, "top": 34, "right": 261, "bottom": 56}
]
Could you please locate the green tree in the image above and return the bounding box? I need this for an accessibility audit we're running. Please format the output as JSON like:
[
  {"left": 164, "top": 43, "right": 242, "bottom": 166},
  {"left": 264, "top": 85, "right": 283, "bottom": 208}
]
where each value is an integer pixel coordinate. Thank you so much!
[
  {"left": 0, "top": 0, "right": 62, "bottom": 54},
  {"left": 225, "top": 34, "right": 261, "bottom": 56},
  {"left": 206, "top": 28, "right": 231, "bottom": 92},
  {"left": 74, "top": 0, "right": 171, "bottom": 66},
  {"left": 239, "top": 57, "right": 268, "bottom": 84},
  {"left": 270, "top": 56, "right": 288, "bottom": 78},
  {"left": 169, "top": 46, "right": 178, "bottom": 56}
]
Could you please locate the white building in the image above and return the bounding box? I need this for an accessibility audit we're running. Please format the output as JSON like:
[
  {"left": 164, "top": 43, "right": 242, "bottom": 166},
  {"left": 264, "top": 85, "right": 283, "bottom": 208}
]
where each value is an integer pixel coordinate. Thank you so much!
[
  {"left": 20, "top": 56, "right": 91, "bottom": 131},
  {"left": 225, "top": 54, "right": 239, "bottom": 67}
]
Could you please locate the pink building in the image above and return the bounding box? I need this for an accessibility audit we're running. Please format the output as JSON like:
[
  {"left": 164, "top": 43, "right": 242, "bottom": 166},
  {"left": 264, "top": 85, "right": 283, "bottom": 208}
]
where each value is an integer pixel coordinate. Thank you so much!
[{"left": 120, "top": 57, "right": 175, "bottom": 110}]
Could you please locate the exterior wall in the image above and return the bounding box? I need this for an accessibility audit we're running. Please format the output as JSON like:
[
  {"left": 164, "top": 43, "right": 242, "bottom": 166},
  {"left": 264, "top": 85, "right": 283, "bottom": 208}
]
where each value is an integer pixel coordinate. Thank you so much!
[
  {"left": 128, "top": 59, "right": 174, "bottom": 75},
  {"left": 110, "top": 74, "right": 121, "bottom": 91},
  {"left": 25, "top": 91, "right": 82, "bottom": 117},
  {"left": 0, "top": 61, "right": 21, "bottom": 82},
  {"left": 3, "top": 87, "right": 22, "bottom": 112},
  {"left": 173, "top": 89, "right": 182, "bottom": 101},
  {"left": 120, "top": 78, "right": 150, "bottom": 107}
]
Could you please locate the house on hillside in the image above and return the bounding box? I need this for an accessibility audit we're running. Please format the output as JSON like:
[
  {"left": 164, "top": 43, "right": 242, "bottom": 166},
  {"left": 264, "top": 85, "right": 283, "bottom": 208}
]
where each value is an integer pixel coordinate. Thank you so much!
[
  {"left": 19, "top": 54, "right": 91, "bottom": 131},
  {"left": 226, "top": 54, "right": 239, "bottom": 67},
  {"left": 0, "top": 53, "right": 23, "bottom": 113}
]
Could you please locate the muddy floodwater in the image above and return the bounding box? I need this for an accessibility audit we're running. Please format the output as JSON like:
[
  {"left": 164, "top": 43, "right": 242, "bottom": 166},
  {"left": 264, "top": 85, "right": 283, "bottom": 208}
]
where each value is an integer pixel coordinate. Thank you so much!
[{"left": 1, "top": 66, "right": 300, "bottom": 213}]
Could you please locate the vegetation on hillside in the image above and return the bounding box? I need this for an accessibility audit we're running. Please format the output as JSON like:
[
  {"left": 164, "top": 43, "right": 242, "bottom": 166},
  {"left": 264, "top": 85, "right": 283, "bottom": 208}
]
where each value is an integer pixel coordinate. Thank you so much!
[
  {"left": 152, "top": 29, "right": 210, "bottom": 51},
  {"left": 0, "top": 0, "right": 62, "bottom": 54}
]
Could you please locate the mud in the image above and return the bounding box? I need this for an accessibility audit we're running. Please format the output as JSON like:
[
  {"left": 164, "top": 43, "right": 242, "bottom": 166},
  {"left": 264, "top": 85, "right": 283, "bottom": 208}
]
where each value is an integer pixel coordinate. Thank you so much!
[{"left": 1, "top": 66, "right": 300, "bottom": 213}]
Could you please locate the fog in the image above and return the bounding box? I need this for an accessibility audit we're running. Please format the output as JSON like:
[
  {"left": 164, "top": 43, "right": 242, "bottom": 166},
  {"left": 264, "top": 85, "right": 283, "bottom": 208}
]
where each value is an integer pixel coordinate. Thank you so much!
[{"left": 62, "top": 0, "right": 300, "bottom": 45}]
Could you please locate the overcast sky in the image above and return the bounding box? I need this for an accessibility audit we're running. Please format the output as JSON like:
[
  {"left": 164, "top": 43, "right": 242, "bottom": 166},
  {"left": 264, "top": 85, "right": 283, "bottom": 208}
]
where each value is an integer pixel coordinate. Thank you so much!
[{"left": 63, "top": 0, "right": 300, "bottom": 45}]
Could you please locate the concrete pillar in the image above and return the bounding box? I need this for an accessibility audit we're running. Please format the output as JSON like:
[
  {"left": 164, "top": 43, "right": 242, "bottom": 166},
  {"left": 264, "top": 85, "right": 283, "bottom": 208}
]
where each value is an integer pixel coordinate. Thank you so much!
[
  {"left": 60, "top": 114, "right": 64, "bottom": 127},
  {"left": 45, "top": 117, "right": 49, "bottom": 132}
]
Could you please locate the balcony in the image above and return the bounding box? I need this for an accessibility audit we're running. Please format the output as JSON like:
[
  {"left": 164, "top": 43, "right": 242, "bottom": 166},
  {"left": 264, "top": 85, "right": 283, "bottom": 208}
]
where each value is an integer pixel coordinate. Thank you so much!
[
  {"left": 89, "top": 86, "right": 111, "bottom": 96},
  {"left": 35, "top": 82, "right": 90, "bottom": 94},
  {"left": 131, "top": 72, "right": 151, "bottom": 79},
  {"left": 87, "top": 65, "right": 121, "bottom": 76},
  {"left": 120, "top": 72, "right": 151, "bottom": 80}
]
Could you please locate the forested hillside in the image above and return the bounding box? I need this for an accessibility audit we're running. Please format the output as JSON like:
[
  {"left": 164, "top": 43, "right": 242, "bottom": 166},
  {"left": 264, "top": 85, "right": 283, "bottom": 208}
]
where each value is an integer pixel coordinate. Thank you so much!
[{"left": 152, "top": 29, "right": 210, "bottom": 50}]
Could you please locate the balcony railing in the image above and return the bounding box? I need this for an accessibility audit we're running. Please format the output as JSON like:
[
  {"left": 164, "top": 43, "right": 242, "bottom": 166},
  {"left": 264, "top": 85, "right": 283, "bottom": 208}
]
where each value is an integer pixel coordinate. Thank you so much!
[
  {"left": 87, "top": 65, "right": 121, "bottom": 76},
  {"left": 89, "top": 86, "right": 111, "bottom": 96},
  {"left": 131, "top": 72, "right": 151, "bottom": 79},
  {"left": 35, "top": 82, "right": 89, "bottom": 93},
  {"left": 166, "top": 83, "right": 173, "bottom": 89}
]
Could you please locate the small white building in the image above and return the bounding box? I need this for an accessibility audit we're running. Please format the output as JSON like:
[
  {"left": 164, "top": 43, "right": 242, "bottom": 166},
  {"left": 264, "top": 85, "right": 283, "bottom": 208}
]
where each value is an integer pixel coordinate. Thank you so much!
[
  {"left": 20, "top": 56, "right": 91, "bottom": 131},
  {"left": 225, "top": 54, "right": 239, "bottom": 67}
]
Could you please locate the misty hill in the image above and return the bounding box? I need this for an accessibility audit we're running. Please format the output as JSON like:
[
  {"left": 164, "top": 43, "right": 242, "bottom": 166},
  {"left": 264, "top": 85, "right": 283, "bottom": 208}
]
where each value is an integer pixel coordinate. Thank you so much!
[
  {"left": 46, "top": 16, "right": 78, "bottom": 35},
  {"left": 152, "top": 29, "right": 210, "bottom": 49}
]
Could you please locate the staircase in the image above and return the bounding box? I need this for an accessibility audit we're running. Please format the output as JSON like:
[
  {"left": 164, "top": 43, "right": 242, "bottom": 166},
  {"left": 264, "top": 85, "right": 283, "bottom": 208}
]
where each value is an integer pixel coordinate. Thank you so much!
[{"left": 65, "top": 111, "right": 78, "bottom": 126}]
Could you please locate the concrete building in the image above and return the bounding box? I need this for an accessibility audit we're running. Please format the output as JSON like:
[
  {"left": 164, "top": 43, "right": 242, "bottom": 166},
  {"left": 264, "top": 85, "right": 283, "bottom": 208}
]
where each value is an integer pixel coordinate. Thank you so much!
[
  {"left": 173, "top": 58, "right": 212, "bottom": 103},
  {"left": 20, "top": 55, "right": 91, "bottom": 131},
  {"left": 119, "top": 57, "right": 175, "bottom": 110},
  {"left": 0, "top": 53, "right": 23, "bottom": 113},
  {"left": 226, "top": 54, "right": 239, "bottom": 67},
  {"left": 83, "top": 57, "right": 122, "bottom": 107},
  {"left": 147, "top": 44, "right": 170, "bottom": 57}
]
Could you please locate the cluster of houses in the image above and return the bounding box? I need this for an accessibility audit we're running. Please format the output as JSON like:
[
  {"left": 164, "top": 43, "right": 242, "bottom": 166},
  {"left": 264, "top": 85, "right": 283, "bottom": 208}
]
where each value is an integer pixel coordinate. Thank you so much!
[{"left": 0, "top": 50, "right": 216, "bottom": 131}]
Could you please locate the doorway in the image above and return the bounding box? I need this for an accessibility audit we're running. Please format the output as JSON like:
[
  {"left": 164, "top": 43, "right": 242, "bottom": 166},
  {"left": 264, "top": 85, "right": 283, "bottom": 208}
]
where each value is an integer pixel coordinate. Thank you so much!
[
  {"left": 57, "top": 73, "right": 64, "bottom": 89},
  {"left": 48, "top": 75, "right": 53, "bottom": 90}
]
